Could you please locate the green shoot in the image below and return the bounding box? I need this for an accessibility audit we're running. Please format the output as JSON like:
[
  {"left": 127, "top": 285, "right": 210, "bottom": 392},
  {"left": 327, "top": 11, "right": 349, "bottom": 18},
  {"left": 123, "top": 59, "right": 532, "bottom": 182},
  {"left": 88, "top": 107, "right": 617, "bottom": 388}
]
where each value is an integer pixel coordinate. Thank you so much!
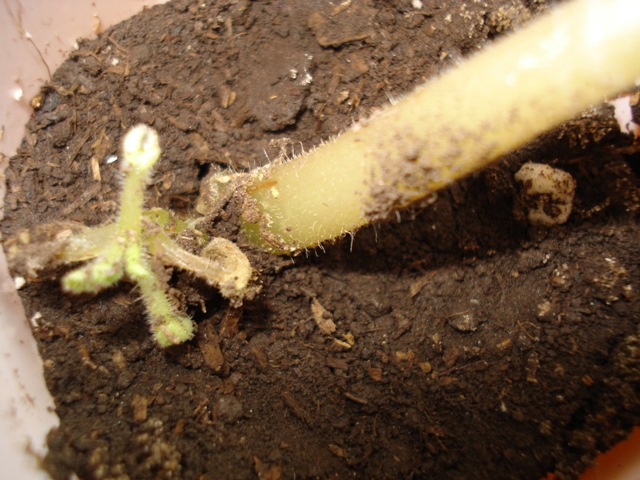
[
  {"left": 59, "top": 125, "right": 195, "bottom": 346},
  {"left": 6, "top": 125, "right": 253, "bottom": 347},
  {"left": 240, "top": 0, "right": 640, "bottom": 253}
]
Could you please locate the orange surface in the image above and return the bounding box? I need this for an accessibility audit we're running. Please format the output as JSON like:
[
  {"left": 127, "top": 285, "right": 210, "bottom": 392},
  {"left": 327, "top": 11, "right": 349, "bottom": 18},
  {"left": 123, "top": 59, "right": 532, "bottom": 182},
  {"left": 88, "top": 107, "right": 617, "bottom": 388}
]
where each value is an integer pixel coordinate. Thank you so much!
[{"left": 545, "top": 427, "right": 640, "bottom": 480}]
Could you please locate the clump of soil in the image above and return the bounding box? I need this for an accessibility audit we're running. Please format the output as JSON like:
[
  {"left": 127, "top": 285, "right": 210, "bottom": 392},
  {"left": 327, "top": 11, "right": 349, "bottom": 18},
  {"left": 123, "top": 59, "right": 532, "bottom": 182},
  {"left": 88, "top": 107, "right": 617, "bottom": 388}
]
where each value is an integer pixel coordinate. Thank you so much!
[{"left": 3, "top": 1, "right": 640, "bottom": 479}]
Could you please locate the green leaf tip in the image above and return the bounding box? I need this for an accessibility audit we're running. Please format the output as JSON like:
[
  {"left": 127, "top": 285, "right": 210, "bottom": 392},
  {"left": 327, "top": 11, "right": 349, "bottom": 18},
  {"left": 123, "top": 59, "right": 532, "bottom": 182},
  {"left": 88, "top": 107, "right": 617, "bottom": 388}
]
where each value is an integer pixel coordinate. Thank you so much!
[
  {"left": 61, "top": 258, "right": 123, "bottom": 293},
  {"left": 153, "top": 313, "right": 195, "bottom": 348},
  {"left": 121, "top": 124, "right": 161, "bottom": 173},
  {"left": 137, "top": 264, "right": 195, "bottom": 347}
]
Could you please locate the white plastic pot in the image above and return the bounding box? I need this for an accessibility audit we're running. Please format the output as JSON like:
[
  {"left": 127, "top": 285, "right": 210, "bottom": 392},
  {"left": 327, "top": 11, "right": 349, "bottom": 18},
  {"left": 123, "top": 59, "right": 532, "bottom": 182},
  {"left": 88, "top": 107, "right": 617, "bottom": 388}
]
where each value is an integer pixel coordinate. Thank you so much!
[{"left": 0, "top": 2, "right": 165, "bottom": 478}]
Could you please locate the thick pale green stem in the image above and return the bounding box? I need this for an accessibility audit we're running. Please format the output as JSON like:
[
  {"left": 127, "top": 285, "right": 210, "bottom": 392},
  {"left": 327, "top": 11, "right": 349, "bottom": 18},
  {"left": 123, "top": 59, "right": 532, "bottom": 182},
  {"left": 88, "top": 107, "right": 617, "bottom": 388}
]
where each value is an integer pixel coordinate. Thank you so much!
[{"left": 245, "top": 0, "right": 640, "bottom": 253}]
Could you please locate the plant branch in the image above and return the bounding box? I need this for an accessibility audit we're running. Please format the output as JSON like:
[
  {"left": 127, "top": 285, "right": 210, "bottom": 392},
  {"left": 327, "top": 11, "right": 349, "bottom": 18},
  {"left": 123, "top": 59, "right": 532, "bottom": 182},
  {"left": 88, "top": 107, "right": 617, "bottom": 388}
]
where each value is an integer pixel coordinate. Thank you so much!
[{"left": 243, "top": 0, "right": 640, "bottom": 253}]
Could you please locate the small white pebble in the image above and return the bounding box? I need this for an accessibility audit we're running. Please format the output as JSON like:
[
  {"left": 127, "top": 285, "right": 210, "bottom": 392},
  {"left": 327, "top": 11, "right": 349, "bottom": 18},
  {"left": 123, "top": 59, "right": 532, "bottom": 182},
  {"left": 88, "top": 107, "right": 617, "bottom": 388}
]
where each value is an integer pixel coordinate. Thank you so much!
[
  {"left": 608, "top": 95, "right": 640, "bottom": 138},
  {"left": 14, "top": 276, "right": 26, "bottom": 290},
  {"left": 515, "top": 162, "right": 576, "bottom": 226},
  {"left": 297, "top": 71, "right": 313, "bottom": 86},
  {"left": 29, "top": 312, "right": 42, "bottom": 328},
  {"left": 104, "top": 154, "right": 118, "bottom": 164}
]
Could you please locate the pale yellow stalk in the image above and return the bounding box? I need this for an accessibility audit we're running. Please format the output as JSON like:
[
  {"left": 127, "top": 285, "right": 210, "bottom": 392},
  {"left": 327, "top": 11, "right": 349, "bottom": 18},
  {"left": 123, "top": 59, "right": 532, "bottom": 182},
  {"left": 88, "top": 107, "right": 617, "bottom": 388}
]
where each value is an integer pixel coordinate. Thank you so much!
[{"left": 245, "top": 0, "right": 640, "bottom": 253}]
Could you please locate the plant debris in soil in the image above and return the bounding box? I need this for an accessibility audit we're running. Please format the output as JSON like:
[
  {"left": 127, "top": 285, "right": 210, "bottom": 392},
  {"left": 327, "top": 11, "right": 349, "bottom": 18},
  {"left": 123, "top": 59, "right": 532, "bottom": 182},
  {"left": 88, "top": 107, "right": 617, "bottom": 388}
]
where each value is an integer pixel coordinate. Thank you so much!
[{"left": 2, "top": 0, "right": 640, "bottom": 479}]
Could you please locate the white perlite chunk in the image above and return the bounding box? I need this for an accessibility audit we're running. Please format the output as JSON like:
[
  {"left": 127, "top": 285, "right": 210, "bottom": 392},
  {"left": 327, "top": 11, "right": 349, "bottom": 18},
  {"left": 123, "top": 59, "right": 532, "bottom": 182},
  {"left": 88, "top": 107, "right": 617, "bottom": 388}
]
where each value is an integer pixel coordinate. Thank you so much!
[
  {"left": 608, "top": 95, "right": 640, "bottom": 138},
  {"left": 515, "top": 162, "right": 576, "bottom": 226}
]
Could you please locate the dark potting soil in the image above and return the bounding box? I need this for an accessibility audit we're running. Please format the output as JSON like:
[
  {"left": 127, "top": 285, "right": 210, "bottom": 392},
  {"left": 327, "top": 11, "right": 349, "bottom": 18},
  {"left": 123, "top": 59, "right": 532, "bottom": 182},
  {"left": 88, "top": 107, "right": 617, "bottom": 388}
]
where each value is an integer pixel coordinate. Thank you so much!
[{"left": 2, "top": 0, "right": 640, "bottom": 479}]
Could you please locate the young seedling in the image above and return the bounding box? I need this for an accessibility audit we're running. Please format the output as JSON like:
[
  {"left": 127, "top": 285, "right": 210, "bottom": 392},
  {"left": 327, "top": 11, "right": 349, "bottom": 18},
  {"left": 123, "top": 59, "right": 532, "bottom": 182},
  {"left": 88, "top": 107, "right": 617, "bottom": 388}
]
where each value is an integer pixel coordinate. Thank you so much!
[{"left": 5, "top": 125, "right": 253, "bottom": 347}]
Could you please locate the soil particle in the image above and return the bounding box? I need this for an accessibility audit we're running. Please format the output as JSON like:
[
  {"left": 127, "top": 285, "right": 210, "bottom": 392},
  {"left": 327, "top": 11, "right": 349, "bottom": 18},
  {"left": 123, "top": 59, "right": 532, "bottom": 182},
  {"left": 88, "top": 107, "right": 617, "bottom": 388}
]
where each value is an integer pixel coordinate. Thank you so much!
[
  {"left": 2, "top": 1, "right": 640, "bottom": 480},
  {"left": 216, "top": 394, "right": 244, "bottom": 424},
  {"left": 448, "top": 311, "right": 479, "bottom": 332},
  {"left": 308, "top": 2, "right": 378, "bottom": 47}
]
